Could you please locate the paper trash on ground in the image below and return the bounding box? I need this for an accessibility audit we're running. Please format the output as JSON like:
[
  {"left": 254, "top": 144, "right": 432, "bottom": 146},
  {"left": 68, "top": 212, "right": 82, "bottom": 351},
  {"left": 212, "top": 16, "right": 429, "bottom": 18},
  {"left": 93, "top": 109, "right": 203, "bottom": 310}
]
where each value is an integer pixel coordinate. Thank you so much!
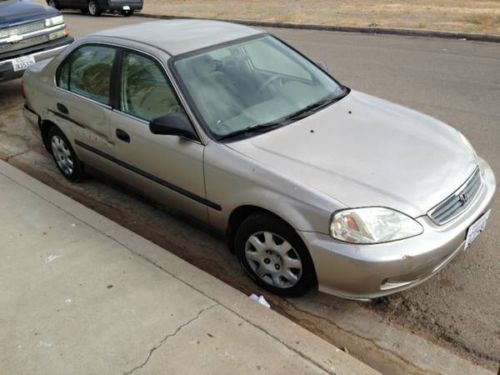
[{"left": 249, "top": 293, "right": 271, "bottom": 308}]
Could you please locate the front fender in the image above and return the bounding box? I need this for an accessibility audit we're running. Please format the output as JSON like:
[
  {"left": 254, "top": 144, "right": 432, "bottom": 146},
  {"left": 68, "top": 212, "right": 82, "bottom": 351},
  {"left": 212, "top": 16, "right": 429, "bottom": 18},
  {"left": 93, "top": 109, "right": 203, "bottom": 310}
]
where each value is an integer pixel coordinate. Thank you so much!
[{"left": 204, "top": 142, "right": 342, "bottom": 234}]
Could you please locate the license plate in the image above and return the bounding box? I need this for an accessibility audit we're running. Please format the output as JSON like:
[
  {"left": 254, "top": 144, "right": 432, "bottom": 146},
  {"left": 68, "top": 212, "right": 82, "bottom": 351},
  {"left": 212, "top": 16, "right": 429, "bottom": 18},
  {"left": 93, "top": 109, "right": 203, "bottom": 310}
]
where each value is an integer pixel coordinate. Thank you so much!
[
  {"left": 464, "top": 210, "right": 491, "bottom": 250},
  {"left": 123, "top": 5, "right": 130, "bottom": 10},
  {"left": 12, "top": 55, "right": 36, "bottom": 72}
]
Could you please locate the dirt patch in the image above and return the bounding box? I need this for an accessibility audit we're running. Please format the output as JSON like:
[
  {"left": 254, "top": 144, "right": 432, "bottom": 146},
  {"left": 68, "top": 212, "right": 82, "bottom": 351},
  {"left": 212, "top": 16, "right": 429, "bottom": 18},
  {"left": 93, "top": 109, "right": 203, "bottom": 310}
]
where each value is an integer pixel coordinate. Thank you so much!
[
  {"left": 142, "top": 0, "right": 500, "bottom": 35},
  {"left": 369, "top": 295, "right": 500, "bottom": 366}
]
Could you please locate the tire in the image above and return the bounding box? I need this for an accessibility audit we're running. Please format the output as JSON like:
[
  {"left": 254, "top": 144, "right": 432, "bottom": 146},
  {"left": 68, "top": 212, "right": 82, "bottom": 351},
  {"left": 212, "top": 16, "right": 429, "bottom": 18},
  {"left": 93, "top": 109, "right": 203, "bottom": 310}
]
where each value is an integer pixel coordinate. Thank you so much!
[
  {"left": 88, "top": 0, "right": 102, "bottom": 16},
  {"left": 47, "top": 0, "right": 60, "bottom": 10},
  {"left": 48, "top": 127, "right": 85, "bottom": 182},
  {"left": 121, "top": 10, "right": 135, "bottom": 17},
  {"left": 235, "top": 213, "right": 317, "bottom": 297}
]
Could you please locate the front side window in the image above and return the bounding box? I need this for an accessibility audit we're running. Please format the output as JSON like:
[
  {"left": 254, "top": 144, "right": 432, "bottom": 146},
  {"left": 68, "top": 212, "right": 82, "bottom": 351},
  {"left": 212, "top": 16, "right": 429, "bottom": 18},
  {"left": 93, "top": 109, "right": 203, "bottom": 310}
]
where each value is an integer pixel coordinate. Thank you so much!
[
  {"left": 58, "top": 45, "right": 115, "bottom": 105},
  {"left": 173, "top": 35, "right": 346, "bottom": 140},
  {"left": 120, "top": 52, "right": 181, "bottom": 121}
]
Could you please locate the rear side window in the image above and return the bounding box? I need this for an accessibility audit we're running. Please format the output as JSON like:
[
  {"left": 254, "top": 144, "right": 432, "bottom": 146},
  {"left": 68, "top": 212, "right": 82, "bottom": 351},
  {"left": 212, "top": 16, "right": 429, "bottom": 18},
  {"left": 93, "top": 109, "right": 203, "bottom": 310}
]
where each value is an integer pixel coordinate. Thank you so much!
[
  {"left": 58, "top": 45, "right": 116, "bottom": 105},
  {"left": 120, "top": 52, "right": 181, "bottom": 121}
]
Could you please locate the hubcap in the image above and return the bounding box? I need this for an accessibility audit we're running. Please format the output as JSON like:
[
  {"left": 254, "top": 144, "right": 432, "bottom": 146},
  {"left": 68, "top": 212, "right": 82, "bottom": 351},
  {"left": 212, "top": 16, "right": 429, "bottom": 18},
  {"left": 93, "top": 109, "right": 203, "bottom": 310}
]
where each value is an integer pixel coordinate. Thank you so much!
[
  {"left": 244, "top": 231, "right": 303, "bottom": 288},
  {"left": 51, "top": 135, "right": 74, "bottom": 176},
  {"left": 89, "top": 2, "right": 96, "bottom": 14}
]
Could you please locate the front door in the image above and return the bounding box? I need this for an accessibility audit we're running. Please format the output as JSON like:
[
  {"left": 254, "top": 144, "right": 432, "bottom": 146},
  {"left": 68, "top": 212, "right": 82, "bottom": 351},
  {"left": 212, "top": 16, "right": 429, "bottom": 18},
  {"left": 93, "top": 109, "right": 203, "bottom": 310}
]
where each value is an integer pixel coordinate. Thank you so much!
[{"left": 108, "top": 49, "right": 208, "bottom": 222}]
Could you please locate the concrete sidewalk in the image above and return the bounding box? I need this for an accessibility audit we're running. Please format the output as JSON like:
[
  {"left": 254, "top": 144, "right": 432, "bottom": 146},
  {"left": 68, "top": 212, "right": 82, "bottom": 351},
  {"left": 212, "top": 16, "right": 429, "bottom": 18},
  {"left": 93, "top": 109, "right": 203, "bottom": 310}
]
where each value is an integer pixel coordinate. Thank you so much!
[{"left": 0, "top": 160, "right": 377, "bottom": 375}]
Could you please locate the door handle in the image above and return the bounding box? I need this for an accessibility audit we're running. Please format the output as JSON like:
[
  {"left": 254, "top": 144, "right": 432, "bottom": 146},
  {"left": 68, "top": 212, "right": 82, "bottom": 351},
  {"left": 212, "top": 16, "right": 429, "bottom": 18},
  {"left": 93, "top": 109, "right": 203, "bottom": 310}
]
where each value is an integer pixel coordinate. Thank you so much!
[
  {"left": 116, "top": 128, "right": 130, "bottom": 143},
  {"left": 57, "top": 103, "right": 69, "bottom": 115}
]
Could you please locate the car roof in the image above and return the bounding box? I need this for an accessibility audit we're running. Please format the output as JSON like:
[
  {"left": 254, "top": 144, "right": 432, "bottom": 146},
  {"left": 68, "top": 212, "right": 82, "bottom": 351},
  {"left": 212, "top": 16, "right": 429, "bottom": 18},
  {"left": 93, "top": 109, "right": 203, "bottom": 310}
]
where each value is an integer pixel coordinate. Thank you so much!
[{"left": 92, "top": 20, "right": 264, "bottom": 56}]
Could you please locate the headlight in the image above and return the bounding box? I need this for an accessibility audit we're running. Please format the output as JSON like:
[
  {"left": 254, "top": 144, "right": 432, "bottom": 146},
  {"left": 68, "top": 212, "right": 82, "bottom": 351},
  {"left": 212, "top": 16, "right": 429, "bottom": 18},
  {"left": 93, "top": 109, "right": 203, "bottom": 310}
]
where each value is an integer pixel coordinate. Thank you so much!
[
  {"left": 457, "top": 131, "right": 477, "bottom": 158},
  {"left": 330, "top": 207, "right": 423, "bottom": 244},
  {"left": 45, "top": 15, "right": 64, "bottom": 28}
]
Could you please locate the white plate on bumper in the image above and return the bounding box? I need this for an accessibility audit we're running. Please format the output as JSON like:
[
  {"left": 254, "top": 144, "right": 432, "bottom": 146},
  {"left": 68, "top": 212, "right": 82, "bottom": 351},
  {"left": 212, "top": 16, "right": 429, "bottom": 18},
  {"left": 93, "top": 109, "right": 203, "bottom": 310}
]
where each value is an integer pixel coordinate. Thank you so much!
[
  {"left": 12, "top": 55, "right": 36, "bottom": 72},
  {"left": 123, "top": 5, "right": 130, "bottom": 10},
  {"left": 465, "top": 209, "right": 491, "bottom": 250}
]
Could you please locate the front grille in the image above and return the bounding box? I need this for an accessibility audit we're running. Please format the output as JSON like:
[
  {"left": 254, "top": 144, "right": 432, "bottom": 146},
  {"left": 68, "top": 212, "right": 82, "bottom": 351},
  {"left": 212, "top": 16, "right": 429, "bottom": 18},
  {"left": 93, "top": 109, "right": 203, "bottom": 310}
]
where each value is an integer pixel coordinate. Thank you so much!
[
  {"left": 0, "top": 20, "right": 46, "bottom": 39},
  {"left": 428, "top": 167, "right": 482, "bottom": 225},
  {"left": 0, "top": 33, "right": 51, "bottom": 54}
]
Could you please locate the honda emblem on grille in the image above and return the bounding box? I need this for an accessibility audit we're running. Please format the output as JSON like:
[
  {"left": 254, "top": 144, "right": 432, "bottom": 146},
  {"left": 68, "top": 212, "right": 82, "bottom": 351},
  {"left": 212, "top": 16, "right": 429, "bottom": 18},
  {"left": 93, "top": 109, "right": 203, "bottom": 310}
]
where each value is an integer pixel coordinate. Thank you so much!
[{"left": 458, "top": 193, "right": 469, "bottom": 206}]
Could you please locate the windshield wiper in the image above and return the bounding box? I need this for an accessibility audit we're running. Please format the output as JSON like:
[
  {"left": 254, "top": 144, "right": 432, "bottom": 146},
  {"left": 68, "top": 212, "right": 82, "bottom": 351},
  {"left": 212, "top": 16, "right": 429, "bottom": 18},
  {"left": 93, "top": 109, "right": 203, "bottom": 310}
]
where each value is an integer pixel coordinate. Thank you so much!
[
  {"left": 285, "top": 90, "right": 348, "bottom": 122},
  {"left": 218, "top": 122, "right": 284, "bottom": 141},
  {"left": 218, "top": 88, "right": 349, "bottom": 141}
]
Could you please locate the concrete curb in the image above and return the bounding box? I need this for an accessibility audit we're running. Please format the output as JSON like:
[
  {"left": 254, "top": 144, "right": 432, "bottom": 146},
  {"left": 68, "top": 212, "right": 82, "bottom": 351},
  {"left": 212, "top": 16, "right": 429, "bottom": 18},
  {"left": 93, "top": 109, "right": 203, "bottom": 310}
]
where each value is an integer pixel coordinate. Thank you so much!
[
  {"left": 0, "top": 160, "right": 378, "bottom": 374},
  {"left": 136, "top": 13, "right": 500, "bottom": 43}
]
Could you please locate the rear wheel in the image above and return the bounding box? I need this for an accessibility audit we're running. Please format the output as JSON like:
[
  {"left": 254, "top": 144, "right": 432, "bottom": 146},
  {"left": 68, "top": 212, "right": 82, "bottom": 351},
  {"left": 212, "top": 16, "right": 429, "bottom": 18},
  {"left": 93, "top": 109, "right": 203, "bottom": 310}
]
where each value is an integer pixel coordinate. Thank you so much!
[
  {"left": 235, "top": 214, "right": 317, "bottom": 297},
  {"left": 88, "top": 1, "right": 102, "bottom": 16},
  {"left": 48, "top": 127, "right": 85, "bottom": 182}
]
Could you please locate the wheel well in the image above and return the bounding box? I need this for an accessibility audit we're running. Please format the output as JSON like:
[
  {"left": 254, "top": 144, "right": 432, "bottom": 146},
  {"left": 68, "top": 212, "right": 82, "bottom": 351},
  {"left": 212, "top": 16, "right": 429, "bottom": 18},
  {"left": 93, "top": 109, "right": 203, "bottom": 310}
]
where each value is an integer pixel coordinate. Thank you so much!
[
  {"left": 40, "top": 120, "right": 57, "bottom": 152},
  {"left": 226, "top": 205, "right": 293, "bottom": 251}
]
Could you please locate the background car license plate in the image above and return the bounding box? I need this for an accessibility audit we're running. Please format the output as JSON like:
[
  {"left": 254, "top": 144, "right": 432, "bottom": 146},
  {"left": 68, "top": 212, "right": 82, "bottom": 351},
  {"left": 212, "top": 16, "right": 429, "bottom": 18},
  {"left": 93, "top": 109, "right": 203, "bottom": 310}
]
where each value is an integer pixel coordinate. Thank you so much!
[
  {"left": 12, "top": 55, "right": 36, "bottom": 72},
  {"left": 123, "top": 5, "right": 130, "bottom": 10},
  {"left": 464, "top": 210, "right": 491, "bottom": 250}
]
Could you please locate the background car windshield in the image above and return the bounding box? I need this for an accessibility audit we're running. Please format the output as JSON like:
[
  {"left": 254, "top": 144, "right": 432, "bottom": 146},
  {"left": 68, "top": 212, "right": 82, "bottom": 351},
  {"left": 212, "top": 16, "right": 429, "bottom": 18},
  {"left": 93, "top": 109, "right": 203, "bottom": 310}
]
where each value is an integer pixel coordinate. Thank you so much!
[{"left": 173, "top": 35, "right": 345, "bottom": 138}]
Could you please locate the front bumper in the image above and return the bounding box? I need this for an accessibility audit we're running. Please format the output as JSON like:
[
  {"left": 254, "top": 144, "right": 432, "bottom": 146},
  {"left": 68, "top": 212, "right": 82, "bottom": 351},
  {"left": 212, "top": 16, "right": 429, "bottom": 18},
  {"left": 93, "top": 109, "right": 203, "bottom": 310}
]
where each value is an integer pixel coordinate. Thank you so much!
[
  {"left": 107, "top": 1, "right": 143, "bottom": 11},
  {"left": 0, "top": 36, "right": 73, "bottom": 82},
  {"left": 302, "top": 158, "right": 496, "bottom": 300}
]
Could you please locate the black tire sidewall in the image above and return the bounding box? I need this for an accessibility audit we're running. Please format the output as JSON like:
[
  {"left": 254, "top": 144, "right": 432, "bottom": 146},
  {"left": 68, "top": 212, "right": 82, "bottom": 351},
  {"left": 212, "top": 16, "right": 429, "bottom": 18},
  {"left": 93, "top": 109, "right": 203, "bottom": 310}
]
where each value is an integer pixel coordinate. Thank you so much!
[
  {"left": 235, "top": 214, "right": 317, "bottom": 297},
  {"left": 48, "top": 127, "right": 85, "bottom": 182}
]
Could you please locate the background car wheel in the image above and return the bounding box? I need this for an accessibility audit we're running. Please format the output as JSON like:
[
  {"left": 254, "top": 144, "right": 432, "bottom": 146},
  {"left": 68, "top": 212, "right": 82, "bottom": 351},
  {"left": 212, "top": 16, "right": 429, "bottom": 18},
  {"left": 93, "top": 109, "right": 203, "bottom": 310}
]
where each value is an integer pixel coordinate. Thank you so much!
[
  {"left": 235, "top": 213, "right": 317, "bottom": 297},
  {"left": 121, "top": 10, "right": 134, "bottom": 17},
  {"left": 48, "top": 127, "right": 85, "bottom": 182},
  {"left": 47, "top": 0, "right": 60, "bottom": 10},
  {"left": 88, "top": 1, "right": 101, "bottom": 16}
]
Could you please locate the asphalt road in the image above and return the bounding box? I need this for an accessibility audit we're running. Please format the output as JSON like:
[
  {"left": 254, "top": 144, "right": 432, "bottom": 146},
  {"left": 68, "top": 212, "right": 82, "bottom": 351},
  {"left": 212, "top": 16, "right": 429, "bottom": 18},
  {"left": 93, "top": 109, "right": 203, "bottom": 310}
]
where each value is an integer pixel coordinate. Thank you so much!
[{"left": 1, "top": 13, "right": 499, "bottom": 373}]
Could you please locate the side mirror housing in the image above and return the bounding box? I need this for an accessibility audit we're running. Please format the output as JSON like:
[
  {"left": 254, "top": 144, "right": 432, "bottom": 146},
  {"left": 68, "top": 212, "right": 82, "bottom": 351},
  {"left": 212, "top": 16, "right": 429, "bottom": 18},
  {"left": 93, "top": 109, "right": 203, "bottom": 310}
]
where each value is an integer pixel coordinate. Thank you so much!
[{"left": 149, "top": 112, "right": 197, "bottom": 140}]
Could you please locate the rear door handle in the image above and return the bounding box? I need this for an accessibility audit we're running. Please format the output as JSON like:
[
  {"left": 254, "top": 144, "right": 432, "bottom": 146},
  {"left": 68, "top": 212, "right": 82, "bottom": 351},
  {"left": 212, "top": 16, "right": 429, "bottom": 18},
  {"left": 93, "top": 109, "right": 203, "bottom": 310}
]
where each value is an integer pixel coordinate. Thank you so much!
[
  {"left": 57, "top": 103, "right": 69, "bottom": 115},
  {"left": 116, "top": 128, "right": 130, "bottom": 143}
]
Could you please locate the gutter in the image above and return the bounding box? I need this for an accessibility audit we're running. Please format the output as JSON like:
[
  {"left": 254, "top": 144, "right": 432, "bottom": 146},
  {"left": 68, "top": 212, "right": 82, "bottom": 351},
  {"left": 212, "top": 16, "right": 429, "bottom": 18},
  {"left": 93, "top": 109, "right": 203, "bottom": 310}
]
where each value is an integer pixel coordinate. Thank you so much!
[{"left": 136, "top": 13, "right": 500, "bottom": 43}]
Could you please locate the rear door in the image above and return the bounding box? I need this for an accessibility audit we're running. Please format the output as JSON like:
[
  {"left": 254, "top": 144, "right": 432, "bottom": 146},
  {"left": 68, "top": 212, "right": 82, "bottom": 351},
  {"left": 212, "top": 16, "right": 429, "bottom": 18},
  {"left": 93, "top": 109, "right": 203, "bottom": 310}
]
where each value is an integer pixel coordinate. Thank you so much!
[
  {"left": 107, "top": 49, "right": 209, "bottom": 222},
  {"left": 53, "top": 44, "right": 119, "bottom": 178}
]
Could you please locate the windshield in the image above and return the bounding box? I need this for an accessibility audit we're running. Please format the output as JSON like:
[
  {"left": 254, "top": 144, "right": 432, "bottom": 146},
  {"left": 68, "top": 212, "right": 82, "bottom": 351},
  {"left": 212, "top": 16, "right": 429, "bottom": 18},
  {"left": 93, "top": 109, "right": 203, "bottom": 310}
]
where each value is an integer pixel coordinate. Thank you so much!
[{"left": 173, "top": 35, "right": 346, "bottom": 140}]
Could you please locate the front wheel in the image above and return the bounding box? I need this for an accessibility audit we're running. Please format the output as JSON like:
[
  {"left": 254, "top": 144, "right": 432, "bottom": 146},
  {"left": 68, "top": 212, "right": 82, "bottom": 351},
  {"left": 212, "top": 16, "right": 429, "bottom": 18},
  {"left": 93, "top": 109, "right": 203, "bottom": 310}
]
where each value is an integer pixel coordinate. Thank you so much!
[
  {"left": 88, "top": 0, "right": 102, "bottom": 16},
  {"left": 235, "top": 214, "right": 317, "bottom": 297},
  {"left": 48, "top": 127, "right": 85, "bottom": 182}
]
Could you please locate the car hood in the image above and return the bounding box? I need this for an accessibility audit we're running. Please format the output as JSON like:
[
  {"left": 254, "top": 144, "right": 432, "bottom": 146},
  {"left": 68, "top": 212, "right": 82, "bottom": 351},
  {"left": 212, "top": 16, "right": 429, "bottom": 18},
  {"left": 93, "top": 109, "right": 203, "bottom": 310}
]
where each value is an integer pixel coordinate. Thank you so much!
[
  {"left": 226, "top": 90, "right": 477, "bottom": 218},
  {"left": 0, "top": 0, "right": 58, "bottom": 28}
]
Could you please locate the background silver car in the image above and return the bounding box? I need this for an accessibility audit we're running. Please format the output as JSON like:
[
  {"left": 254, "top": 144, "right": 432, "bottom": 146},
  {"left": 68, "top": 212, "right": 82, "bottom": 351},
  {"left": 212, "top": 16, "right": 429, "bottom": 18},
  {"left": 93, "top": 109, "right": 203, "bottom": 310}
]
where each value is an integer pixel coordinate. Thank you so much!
[{"left": 22, "top": 20, "right": 496, "bottom": 299}]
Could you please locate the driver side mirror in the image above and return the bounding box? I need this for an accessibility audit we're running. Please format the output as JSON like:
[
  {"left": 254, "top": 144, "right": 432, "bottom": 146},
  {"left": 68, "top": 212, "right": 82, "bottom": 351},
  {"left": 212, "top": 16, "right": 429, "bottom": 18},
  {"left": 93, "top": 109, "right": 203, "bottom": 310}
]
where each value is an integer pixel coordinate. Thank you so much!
[{"left": 149, "top": 112, "right": 198, "bottom": 140}]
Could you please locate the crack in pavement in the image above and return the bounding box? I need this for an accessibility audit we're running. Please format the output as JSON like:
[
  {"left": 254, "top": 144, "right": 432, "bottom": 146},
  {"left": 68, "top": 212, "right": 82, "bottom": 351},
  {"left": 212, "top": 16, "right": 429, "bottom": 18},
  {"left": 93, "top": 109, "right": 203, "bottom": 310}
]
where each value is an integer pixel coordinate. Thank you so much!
[
  {"left": 123, "top": 304, "right": 218, "bottom": 375},
  {"left": 1, "top": 170, "right": 337, "bottom": 375},
  {"left": 3, "top": 150, "right": 30, "bottom": 162}
]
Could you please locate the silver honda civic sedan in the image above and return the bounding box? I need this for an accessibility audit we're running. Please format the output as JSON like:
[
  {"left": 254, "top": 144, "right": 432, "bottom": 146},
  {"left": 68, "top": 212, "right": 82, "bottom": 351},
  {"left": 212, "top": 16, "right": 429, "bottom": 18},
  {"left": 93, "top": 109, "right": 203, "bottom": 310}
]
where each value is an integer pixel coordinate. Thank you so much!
[{"left": 22, "top": 20, "right": 496, "bottom": 300}]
